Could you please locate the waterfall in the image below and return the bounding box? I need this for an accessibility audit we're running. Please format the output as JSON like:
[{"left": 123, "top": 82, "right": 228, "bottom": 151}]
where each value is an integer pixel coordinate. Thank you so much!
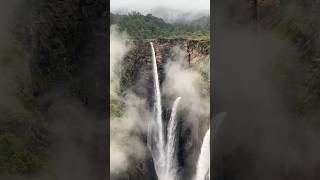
[
  {"left": 165, "top": 97, "right": 181, "bottom": 180},
  {"left": 149, "top": 41, "right": 213, "bottom": 180},
  {"left": 149, "top": 42, "right": 166, "bottom": 179},
  {"left": 195, "top": 129, "right": 210, "bottom": 180},
  {"left": 148, "top": 42, "right": 181, "bottom": 180}
]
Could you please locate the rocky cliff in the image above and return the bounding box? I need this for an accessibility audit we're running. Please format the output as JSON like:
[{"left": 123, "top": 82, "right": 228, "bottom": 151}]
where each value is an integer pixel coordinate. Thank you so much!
[
  {"left": 114, "top": 39, "right": 210, "bottom": 180},
  {"left": 120, "top": 38, "right": 209, "bottom": 93}
]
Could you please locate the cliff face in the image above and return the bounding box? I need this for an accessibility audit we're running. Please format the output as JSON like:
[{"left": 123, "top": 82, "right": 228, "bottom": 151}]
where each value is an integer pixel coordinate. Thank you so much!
[
  {"left": 116, "top": 39, "right": 210, "bottom": 179},
  {"left": 120, "top": 38, "right": 210, "bottom": 115},
  {"left": 121, "top": 38, "right": 209, "bottom": 88},
  {"left": 152, "top": 39, "right": 210, "bottom": 65}
]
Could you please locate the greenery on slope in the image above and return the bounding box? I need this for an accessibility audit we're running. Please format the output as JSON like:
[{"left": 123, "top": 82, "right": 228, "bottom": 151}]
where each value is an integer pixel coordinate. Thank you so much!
[
  {"left": 112, "top": 12, "right": 174, "bottom": 39},
  {"left": 110, "top": 11, "right": 210, "bottom": 40}
]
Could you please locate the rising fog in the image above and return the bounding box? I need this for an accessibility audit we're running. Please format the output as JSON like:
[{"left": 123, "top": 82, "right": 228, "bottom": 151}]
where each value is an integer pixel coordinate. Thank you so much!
[
  {"left": 111, "top": 0, "right": 209, "bottom": 23},
  {"left": 112, "top": 7, "right": 209, "bottom": 24},
  {"left": 111, "top": 0, "right": 209, "bottom": 12},
  {"left": 162, "top": 46, "right": 210, "bottom": 127},
  {"left": 110, "top": 25, "right": 150, "bottom": 175}
]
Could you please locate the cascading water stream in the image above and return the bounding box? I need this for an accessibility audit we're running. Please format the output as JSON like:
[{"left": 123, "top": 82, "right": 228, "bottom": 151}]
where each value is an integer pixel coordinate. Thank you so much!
[
  {"left": 149, "top": 42, "right": 166, "bottom": 179},
  {"left": 148, "top": 42, "right": 180, "bottom": 180},
  {"left": 165, "top": 97, "right": 181, "bottom": 180},
  {"left": 195, "top": 129, "right": 210, "bottom": 180},
  {"left": 149, "top": 42, "right": 211, "bottom": 180}
]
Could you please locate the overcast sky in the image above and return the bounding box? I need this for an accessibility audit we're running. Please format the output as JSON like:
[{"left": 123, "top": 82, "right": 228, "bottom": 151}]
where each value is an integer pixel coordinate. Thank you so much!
[{"left": 110, "top": 0, "right": 210, "bottom": 12}]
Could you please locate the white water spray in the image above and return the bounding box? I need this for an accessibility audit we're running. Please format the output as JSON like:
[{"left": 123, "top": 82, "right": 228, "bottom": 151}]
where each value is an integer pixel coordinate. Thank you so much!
[
  {"left": 149, "top": 42, "right": 166, "bottom": 179},
  {"left": 149, "top": 42, "right": 211, "bottom": 180},
  {"left": 148, "top": 42, "right": 181, "bottom": 180},
  {"left": 195, "top": 129, "right": 210, "bottom": 180},
  {"left": 165, "top": 97, "right": 181, "bottom": 180}
]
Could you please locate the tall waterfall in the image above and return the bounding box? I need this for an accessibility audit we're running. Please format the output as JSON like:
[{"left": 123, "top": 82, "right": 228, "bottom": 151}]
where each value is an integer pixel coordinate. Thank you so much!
[
  {"left": 148, "top": 42, "right": 181, "bottom": 180},
  {"left": 195, "top": 129, "right": 210, "bottom": 180},
  {"left": 165, "top": 97, "right": 181, "bottom": 180},
  {"left": 149, "top": 42, "right": 166, "bottom": 179}
]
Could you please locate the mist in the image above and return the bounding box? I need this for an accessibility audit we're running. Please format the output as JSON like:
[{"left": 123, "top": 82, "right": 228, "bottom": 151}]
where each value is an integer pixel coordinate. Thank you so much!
[
  {"left": 110, "top": 0, "right": 210, "bottom": 24},
  {"left": 148, "top": 7, "right": 209, "bottom": 24},
  {"left": 112, "top": 7, "right": 209, "bottom": 24},
  {"left": 110, "top": 0, "right": 209, "bottom": 12},
  {"left": 110, "top": 25, "right": 151, "bottom": 176},
  {"left": 162, "top": 46, "right": 210, "bottom": 127},
  {"left": 110, "top": 25, "right": 130, "bottom": 95},
  {"left": 160, "top": 46, "right": 210, "bottom": 179}
]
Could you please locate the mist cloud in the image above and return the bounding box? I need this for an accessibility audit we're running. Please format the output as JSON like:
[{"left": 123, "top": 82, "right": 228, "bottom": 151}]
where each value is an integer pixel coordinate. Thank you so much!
[
  {"left": 162, "top": 46, "right": 210, "bottom": 126},
  {"left": 110, "top": 25, "right": 150, "bottom": 176},
  {"left": 110, "top": 0, "right": 210, "bottom": 12},
  {"left": 160, "top": 46, "right": 210, "bottom": 179}
]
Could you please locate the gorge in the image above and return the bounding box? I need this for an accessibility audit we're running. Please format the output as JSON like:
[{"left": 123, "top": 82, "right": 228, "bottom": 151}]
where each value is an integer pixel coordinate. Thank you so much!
[{"left": 110, "top": 35, "right": 210, "bottom": 180}]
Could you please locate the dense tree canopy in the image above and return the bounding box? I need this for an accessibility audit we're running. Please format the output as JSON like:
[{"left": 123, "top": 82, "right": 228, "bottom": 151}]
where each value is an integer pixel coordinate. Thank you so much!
[{"left": 111, "top": 12, "right": 210, "bottom": 40}]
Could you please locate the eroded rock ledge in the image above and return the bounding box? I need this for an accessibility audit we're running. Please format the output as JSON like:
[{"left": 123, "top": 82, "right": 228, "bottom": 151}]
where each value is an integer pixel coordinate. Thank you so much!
[{"left": 130, "top": 38, "right": 210, "bottom": 65}]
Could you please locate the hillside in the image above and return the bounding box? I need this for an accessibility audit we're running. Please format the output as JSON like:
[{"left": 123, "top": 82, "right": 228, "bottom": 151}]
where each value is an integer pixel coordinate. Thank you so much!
[{"left": 110, "top": 12, "right": 210, "bottom": 40}]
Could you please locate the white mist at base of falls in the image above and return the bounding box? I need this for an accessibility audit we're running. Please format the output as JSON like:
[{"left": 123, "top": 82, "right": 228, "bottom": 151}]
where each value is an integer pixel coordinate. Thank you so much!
[{"left": 195, "top": 129, "right": 210, "bottom": 180}]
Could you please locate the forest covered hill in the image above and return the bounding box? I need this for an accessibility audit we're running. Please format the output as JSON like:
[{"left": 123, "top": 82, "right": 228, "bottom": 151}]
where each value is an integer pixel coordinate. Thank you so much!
[{"left": 110, "top": 11, "right": 210, "bottom": 40}]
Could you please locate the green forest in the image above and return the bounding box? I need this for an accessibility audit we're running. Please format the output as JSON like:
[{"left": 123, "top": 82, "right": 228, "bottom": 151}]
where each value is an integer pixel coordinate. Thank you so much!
[{"left": 110, "top": 11, "right": 210, "bottom": 40}]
